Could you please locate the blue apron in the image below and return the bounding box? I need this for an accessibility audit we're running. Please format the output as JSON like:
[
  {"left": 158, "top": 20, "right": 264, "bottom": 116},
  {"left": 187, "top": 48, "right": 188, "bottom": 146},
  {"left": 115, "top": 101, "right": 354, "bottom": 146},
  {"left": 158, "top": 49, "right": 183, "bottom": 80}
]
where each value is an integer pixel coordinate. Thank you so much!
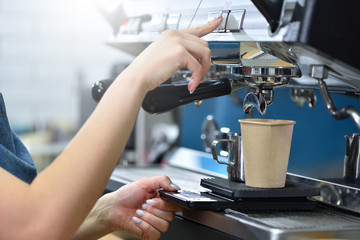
[{"left": 0, "top": 93, "right": 37, "bottom": 183}]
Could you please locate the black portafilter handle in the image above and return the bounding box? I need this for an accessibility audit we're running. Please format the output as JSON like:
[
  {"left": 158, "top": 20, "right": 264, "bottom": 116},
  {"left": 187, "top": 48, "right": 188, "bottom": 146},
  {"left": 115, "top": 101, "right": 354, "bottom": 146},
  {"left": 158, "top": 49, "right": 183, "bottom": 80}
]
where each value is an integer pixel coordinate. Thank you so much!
[
  {"left": 142, "top": 78, "right": 232, "bottom": 114},
  {"left": 91, "top": 79, "right": 114, "bottom": 103},
  {"left": 91, "top": 78, "right": 232, "bottom": 114}
]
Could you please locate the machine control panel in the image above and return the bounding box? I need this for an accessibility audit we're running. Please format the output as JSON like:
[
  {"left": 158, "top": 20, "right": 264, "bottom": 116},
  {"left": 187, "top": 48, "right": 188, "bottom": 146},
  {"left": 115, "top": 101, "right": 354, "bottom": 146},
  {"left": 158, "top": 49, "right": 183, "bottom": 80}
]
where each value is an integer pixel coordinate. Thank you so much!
[
  {"left": 208, "top": 9, "right": 245, "bottom": 33},
  {"left": 146, "top": 13, "right": 181, "bottom": 32},
  {"left": 148, "top": 13, "right": 169, "bottom": 32},
  {"left": 166, "top": 13, "right": 181, "bottom": 30}
]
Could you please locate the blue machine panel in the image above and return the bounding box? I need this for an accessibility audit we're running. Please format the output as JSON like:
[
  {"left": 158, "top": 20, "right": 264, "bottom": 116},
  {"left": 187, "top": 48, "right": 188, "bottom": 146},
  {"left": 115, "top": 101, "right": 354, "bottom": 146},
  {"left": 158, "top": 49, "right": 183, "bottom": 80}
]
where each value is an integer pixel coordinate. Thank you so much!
[{"left": 180, "top": 87, "right": 359, "bottom": 178}]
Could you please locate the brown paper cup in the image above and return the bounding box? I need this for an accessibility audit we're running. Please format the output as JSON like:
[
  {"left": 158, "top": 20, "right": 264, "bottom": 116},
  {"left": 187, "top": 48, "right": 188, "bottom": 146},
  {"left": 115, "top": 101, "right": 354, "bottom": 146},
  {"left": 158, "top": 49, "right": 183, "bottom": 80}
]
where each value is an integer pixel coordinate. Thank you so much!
[{"left": 239, "top": 119, "right": 295, "bottom": 188}]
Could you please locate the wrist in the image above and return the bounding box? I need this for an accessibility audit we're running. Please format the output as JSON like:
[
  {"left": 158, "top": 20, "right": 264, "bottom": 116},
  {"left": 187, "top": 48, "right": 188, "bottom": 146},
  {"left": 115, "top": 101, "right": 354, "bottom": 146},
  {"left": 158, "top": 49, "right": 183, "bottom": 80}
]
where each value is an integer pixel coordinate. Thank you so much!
[
  {"left": 92, "top": 194, "right": 114, "bottom": 233},
  {"left": 72, "top": 196, "right": 113, "bottom": 240},
  {"left": 116, "top": 62, "right": 149, "bottom": 95}
]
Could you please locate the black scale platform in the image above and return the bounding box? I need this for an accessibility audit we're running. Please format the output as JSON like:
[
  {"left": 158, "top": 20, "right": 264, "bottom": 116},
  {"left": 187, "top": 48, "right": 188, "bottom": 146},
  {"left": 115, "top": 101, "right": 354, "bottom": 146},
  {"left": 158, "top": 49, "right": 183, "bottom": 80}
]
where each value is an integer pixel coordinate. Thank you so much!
[
  {"left": 200, "top": 178, "right": 320, "bottom": 211},
  {"left": 201, "top": 178, "right": 320, "bottom": 199}
]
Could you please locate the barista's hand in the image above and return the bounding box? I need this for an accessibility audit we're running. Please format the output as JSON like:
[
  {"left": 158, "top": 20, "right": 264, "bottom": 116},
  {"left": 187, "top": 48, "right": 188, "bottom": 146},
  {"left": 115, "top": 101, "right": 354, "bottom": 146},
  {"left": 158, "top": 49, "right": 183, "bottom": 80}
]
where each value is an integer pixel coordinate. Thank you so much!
[
  {"left": 125, "top": 17, "right": 222, "bottom": 93},
  {"left": 100, "top": 176, "right": 182, "bottom": 240}
]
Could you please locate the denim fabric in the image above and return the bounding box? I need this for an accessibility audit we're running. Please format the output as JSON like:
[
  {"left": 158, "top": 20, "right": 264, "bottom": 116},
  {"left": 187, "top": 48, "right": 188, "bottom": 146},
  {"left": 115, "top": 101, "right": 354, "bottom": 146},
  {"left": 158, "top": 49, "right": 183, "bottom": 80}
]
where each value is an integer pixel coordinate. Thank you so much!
[{"left": 0, "top": 93, "right": 37, "bottom": 183}]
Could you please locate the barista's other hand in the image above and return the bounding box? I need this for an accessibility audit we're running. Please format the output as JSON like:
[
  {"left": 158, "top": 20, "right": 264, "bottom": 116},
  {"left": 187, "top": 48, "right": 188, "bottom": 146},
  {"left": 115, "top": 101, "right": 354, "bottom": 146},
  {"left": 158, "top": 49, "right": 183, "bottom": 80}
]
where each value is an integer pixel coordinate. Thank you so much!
[
  {"left": 126, "top": 17, "right": 222, "bottom": 94},
  {"left": 100, "top": 176, "right": 182, "bottom": 240}
]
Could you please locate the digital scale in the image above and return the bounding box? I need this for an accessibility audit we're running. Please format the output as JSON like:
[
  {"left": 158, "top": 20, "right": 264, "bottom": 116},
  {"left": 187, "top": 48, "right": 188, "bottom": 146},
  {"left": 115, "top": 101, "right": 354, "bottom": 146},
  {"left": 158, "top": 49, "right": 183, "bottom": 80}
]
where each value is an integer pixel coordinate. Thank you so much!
[{"left": 160, "top": 178, "right": 320, "bottom": 211}]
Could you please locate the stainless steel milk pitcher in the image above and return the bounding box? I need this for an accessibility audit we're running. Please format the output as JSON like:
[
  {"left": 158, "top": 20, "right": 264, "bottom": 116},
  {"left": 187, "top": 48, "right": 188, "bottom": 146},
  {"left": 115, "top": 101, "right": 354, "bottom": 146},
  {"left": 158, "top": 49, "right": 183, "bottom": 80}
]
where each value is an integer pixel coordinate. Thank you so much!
[
  {"left": 211, "top": 132, "right": 244, "bottom": 182},
  {"left": 344, "top": 133, "right": 360, "bottom": 179}
]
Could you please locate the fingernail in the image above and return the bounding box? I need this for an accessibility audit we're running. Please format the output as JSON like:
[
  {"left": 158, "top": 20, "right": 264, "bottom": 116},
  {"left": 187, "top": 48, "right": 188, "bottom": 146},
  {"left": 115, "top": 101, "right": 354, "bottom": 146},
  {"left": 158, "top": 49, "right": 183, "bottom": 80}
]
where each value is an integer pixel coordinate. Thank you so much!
[
  {"left": 170, "top": 183, "right": 181, "bottom": 191},
  {"left": 146, "top": 199, "right": 158, "bottom": 206},
  {"left": 188, "top": 80, "right": 195, "bottom": 94},
  {"left": 133, "top": 216, "right": 142, "bottom": 225},
  {"left": 215, "top": 12, "right": 223, "bottom": 19},
  {"left": 141, "top": 203, "right": 148, "bottom": 210},
  {"left": 136, "top": 209, "right": 144, "bottom": 217}
]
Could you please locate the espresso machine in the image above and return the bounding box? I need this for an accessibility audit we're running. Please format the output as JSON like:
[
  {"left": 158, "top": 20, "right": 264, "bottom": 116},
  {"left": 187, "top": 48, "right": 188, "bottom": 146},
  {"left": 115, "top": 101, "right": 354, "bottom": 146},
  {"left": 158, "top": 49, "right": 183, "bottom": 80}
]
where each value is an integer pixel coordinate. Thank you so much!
[{"left": 93, "top": 0, "right": 360, "bottom": 239}]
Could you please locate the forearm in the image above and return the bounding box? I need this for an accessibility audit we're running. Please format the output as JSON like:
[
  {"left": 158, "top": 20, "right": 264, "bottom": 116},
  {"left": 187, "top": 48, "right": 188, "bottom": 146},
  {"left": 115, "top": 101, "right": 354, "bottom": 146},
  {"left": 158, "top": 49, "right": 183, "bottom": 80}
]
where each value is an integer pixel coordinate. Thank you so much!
[
  {"left": 0, "top": 69, "right": 147, "bottom": 239},
  {"left": 32, "top": 68, "right": 147, "bottom": 236}
]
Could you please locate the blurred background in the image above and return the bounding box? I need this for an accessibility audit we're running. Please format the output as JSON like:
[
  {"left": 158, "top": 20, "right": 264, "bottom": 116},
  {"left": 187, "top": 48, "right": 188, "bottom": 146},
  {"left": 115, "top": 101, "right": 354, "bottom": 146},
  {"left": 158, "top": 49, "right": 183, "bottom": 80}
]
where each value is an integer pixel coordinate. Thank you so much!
[
  {"left": 0, "top": 0, "right": 134, "bottom": 171},
  {"left": 1, "top": 0, "right": 358, "bottom": 179}
]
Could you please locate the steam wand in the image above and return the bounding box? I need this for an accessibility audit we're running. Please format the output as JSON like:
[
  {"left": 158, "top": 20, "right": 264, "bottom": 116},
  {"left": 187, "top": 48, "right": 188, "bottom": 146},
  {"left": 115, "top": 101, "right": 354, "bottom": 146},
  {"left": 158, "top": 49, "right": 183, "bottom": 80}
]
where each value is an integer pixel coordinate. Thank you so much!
[
  {"left": 310, "top": 65, "right": 360, "bottom": 131},
  {"left": 310, "top": 65, "right": 360, "bottom": 179}
]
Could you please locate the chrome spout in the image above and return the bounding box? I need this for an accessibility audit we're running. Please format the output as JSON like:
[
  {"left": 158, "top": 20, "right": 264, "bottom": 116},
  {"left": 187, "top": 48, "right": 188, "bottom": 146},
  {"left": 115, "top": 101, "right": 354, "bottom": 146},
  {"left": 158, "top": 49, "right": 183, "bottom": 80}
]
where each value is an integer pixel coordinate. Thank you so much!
[
  {"left": 242, "top": 88, "right": 274, "bottom": 115},
  {"left": 243, "top": 92, "right": 266, "bottom": 115}
]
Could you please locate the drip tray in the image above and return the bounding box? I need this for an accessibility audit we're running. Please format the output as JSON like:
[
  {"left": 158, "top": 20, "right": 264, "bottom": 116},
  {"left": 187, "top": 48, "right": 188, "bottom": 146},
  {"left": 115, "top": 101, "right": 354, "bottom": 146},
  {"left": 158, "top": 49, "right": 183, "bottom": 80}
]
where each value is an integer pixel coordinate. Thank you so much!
[{"left": 182, "top": 206, "right": 360, "bottom": 239}]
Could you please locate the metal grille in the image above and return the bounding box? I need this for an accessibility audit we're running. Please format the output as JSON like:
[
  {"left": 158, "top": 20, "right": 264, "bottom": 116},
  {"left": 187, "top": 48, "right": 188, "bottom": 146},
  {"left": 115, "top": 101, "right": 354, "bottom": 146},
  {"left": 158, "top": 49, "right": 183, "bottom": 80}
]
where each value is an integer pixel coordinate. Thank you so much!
[{"left": 227, "top": 208, "right": 360, "bottom": 230}]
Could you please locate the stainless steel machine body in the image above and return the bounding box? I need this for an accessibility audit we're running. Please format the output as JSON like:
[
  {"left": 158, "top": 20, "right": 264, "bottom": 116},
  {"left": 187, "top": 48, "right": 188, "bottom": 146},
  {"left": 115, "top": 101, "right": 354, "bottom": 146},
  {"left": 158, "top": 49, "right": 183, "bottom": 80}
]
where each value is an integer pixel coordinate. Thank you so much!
[{"left": 97, "top": 0, "right": 360, "bottom": 239}]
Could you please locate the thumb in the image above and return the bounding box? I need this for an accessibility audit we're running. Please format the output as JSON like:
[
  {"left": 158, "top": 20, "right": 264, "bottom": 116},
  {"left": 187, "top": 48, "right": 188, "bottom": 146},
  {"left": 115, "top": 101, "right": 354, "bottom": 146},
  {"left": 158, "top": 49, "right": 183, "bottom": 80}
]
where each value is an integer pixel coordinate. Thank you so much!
[{"left": 143, "top": 175, "right": 181, "bottom": 192}]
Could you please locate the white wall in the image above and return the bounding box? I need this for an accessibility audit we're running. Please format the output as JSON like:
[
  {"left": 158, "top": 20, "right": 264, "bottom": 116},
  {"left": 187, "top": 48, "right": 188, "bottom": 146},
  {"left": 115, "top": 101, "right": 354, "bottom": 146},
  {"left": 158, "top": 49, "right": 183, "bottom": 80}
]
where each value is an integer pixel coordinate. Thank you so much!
[{"left": 0, "top": 0, "right": 133, "bottom": 131}]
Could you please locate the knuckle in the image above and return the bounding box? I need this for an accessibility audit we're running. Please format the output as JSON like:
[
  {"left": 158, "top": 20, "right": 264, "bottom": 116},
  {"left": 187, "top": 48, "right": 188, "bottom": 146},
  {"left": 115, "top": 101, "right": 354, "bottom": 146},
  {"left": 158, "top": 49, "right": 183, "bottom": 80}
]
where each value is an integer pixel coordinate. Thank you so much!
[
  {"left": 141, "top": 224, "right": 152, "bottom": 237},
  {"left": 161, "top": 175, "right": 170, "bottom": 181},
  {"left": 167, "top": 212, "right": 176, "bottom": 222},
  {"left": 144, "top": 229, "right": 161, "bottom": 240},
  {"left": 193, "top": 26, "right": 202, "bottom": 33},
  {"left": 173, "top": 45, "right": 187, "bottom": 58},
  {"left": 154, "top": 232, "right": 161, "bottom": 240},
  {"left": 204, "top": 47, "right": 211, "bottom": 58},
  {"left": 201, "top": 39, "right": 209, "bottom": 48},
  {"left": 162, "top": 29, "right": 176, "bottom": 37},
  {"left": 162, "top": 222, "right": 171, "bottom": 232}
]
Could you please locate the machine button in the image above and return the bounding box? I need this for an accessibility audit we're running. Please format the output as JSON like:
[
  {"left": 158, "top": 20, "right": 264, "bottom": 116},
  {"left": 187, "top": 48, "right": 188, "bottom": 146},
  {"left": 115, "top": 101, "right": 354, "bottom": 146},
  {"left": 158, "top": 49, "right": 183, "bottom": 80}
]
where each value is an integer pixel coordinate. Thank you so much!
[
  {"left": 208, "top": 10, "right": 229, "bottom": 33},
  {"left": 208, "top": 9, "right": 246, "bottom": 33},
  {"left": 166, "top": 13, "right": 181, "bottom": 30},
  {"left": 148, "top": 14, "right": 168, "bottom": 32},
  {"left": 119, "top": 15, "right": 151, "bottom": 34},
  {"left": 226, "top": 9, "right": 246, "bottom": 32}
]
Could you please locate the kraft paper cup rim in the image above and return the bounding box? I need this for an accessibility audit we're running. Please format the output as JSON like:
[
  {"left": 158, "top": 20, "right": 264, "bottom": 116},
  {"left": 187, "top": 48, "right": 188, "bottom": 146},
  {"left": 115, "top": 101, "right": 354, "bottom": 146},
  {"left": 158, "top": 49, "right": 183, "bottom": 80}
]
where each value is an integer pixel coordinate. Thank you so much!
[{"left": 239, "top": 118, "right": 296, "bottom": 126}]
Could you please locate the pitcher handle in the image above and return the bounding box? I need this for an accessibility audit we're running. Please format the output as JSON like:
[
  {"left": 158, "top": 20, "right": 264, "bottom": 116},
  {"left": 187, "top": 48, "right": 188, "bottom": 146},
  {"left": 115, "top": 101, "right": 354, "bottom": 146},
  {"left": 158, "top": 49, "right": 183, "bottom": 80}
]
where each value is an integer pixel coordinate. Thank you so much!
[{"left": 211, "top": 139, "right": 234, "bottom": 166}]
